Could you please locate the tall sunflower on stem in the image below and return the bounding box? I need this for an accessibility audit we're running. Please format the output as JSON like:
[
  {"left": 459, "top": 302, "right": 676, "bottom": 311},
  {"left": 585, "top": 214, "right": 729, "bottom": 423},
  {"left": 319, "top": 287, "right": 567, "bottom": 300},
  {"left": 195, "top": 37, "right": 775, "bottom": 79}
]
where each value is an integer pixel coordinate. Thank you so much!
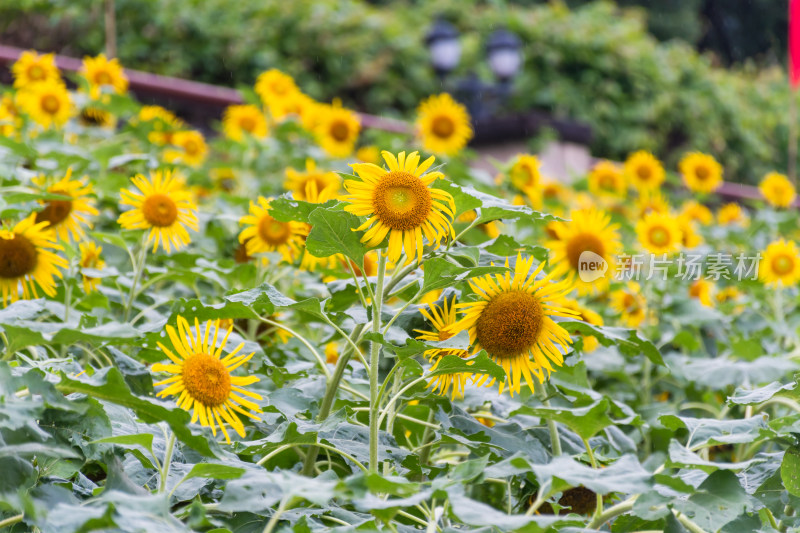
[{"left": 415, "top": 295, "right": 471, "bottom": 399}]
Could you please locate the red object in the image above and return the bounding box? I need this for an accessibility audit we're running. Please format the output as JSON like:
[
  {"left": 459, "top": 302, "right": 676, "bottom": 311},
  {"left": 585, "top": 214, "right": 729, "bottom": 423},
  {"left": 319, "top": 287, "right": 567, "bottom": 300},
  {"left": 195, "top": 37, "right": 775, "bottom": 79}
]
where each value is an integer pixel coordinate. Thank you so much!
[{"left": 791, "top": 0, "right": 800, "bottom": 88}]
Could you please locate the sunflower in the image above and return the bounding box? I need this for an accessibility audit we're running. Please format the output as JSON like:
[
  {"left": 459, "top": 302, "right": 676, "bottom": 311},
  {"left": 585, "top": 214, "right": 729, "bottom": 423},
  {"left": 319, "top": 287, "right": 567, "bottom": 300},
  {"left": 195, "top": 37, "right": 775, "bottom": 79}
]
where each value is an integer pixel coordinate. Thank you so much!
[
  {"left": 325, "top": 342, "right": 339, "bottom": 365},
  {"left": 415, "top": 295, "right": 472, "bottom": 399},
  {"left": 508, "top": 154, "right": 542, "bottom": 192},
  {"left": 677, "top": 215, "right": 702, "bottom": 248},
  {"left": 16, "top": 80, "right": 73, "bottom": 129},
  {"left": 164, "top": 130, "right": 208, "bottom": 168},
  {"left": 285, "top": 159, "right": 340, "bottom": 201},
  {"left": 342, "top": 150, "right": 455, "bottom": 265},
  {"left": 79, "top": 106, "right": 115, "bottom": 129},
  {"left": 33, "top": 169, "right": 98, "bottom": 242},
  {"left": 679, "top": 152, "right": 723, "bottom": 194},
  {"left": 222, "top": 104, "right": 268, "bottom": 141},
  {"left": 78, "top": 241, "right": 105, "bottom": 294},
  {"left": 238, "top": 197, "right": 308, "bottom": 262},
  {"left": 688, "top": 279, "right": 714, "bottom": 307},
  {"left": 636, "top": 212, "right": 682, "bottom": 254},
  {"left": 12, "top": 51, "right": 61, "bottom": 88},
  {"left": 449, "top": 254, "right": 577, "bottom": 395},
  {"left": 0, "top": 214, "right": 67, "bottom": 306},
  {"left": 254, "top": 69, "right": 300, "bottom": 114},
  {"left": 609, "top": 282, "right": 647, "bottom": 328},
  {"left": 81, "top": 54, "right": 128, "bottom": 96},
  {"left": 635, "top": 189, "right": 669, "bottom": 219},
  {"left": 0, "top": 102, "right": 17, "bottom": 138},
  {"left": 759, "top": 239, "right": 800, "bottom": 287},
  {"left": 151, "top": 316, "right": 262, "bottom": 443},
  {"left": 715, "top": 286, "right": 741, "bottom": 304},
  {"left": 117, "top": 170, "right": 199, "bottom": 253},
  {"left": 546, "top": 209, "right": 622, "bottom": 295},
  {"left": 210, "top": 167, "right": 239, "bottom": 193},
  {"left": 269, "top": 91, "right": 315, "bottom": 122},
  {"left": 314, "top": 104, "right": 361, "bottom": 158},
  {"left": 356, "top": 145, "right": 381, "bottom": 165},
  {"left": 416, "top": 93, "right": 473, "bottom": 156},
  {"left": 680, "top": 200, "right": 713, "bottom": 225},
  {"left": 624, "top": 151, "right": 664, "bottom": 192},
  {"left": 559, "top": 299, "right": 603, "bottom": 352},
  {"left": 759, "top": 172, "right": 797, "bottom": 208},
  {"left": 717, "top": 203, "right": 749, "bottom": 227},
  {"left": 139, "top": 105, "right": 185, "bottom": 145},
  {"left": 588, "top": 160, "right": 626, "bottom": 198}
]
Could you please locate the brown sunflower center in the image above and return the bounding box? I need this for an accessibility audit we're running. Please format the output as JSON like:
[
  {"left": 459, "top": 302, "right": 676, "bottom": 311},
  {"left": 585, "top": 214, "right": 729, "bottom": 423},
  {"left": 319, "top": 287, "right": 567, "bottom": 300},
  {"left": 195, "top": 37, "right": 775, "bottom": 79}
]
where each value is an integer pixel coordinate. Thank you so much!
[
  {"left": 41, "top": 94, "right": 60, "bottom": 114},
  {"left": 511, "top": 164, "right": 535, "bottom": 188},
  {"left": 183, "top": 140, "right": 200, "bottom": 155},
  {"left": 258, "top": 215, "right": 291, "bottom": 246},
  {"left": 330, "top": 120, "right": 350, "bottom": 142},
  {"left": 28, "top": 65, "right": 45, "bottom": 80},
  {"left": 648, "top": 226, "right": 669, "bottom": 247},
  {"left": 695, "top": 165, "right": 710, "bottom": 181},
  {"left": 372, "top": 170, "right": 432, "bottom": 230},
  {"left": 636, "top": 165, "right": 652, "bottom": 181},
  {"left": 239, "top": 116, "right": 256, "bottom": 132},
  {"left": 431, "top": 115, "right": 455, "bottom": 138},
  {"left": 142, "top": 194, "right": 178, "bottom": 227},
  {"left": 36, "top": 190, "right": 72, "bottom": 227},
  {"left": 181, "top": 353, "right": 231, "bottom": 407},
  {"left": 772, "top": 254, "right": 795, "bottom": 275},
  {"left": 94, "top": 70, "right": 113, "bottom": 85},
  {"left": 598, "top": 173, "right": 616, "bottom": 190},
  {"left": 0, "top": 234, "right": 37, "bottom": 279},
  {"left": 565, "top": 233, "right": 606, "bottom": 271},
  {"left": 475, "top": 290, "right": 544, "bottom": 358},
  {"left": 621, "top": 292, "right": 636, "bottom": 310}
]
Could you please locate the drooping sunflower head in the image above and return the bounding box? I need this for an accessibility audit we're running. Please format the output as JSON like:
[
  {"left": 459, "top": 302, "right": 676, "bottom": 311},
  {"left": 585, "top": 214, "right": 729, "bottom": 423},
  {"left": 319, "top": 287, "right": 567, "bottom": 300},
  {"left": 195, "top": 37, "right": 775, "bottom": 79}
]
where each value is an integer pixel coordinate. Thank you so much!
[
  {"left": 449, "top": 254, "right": 577, "bottom": 396},
  {"left": 314, "top": 104, "right": 361, "bottom": 158},
  {"left": 222, "top": 104, "right": 268, "bottom": 142},
  {"left": 16, "top": 80, "right": 73, "bottom": 129},
  {"left": 759, "top": 239, "right": 800, "bottom": 287},
  {"left": 588, "top": 160, "right": 626, "bottom": 198},
  {"left": 415, "top": 295, "right": 472, "bottom": 399},
  {"left": 609, "top": 282, "right": 647, "bottom": 328},
  {"left": 717, "top": 203, "right": 749, "bottom": 227},
  {"left": 342, "top": 150, "right": 455, "bottom": 265},
  {"left": 636, "top": 212, "right": 682, "bottom": 254},
  {"left": 624, "top": 151, "right": 665, "bottom": 191},
  {"left": 238, "top": 196, "right": 308, "bottom": 262},
  {"left": 715, "top": 286, "right": 741, "bottom": 304},
  {"left": 117, "top": 169, "right": 199, "bottom": 253},
  {"left": 546, "top": 208, "right": 622, "bottom": 295},
  {"left": 635, "top": 189, "right": 670, "bottom": 219},
  {"left": 210, "top": 167, "right": 239, "bottom": 193},
  {"left": 285, "top": 159, "right": 340, "bottom": 201},
  {"left": 254, "top": 69, "right": 300, "bottom": 111},
  {"left": 688, "top": 279, "right": 714, "bottom": 307},
  {"left": 759, "top": 172, "right": 797, "bottom": 209},
  {"left": 0, "top": 214, "right": 67, "bottom": 306},
  {"left": 679, "top": 152, "right": 723, "bottom": 194},
  {"left": 416, "top": 93, "right": 473, "bottom": 156},
  {"left": 508, "top": 154, "right": 541, "bottom": 192},
  {"left": 12, "top": 51, "right": 61, "bottom": 89},
  {"left": 680, "top": 200, "right": 713, "bottom": 225},
  {"left": 78, "top": 241, "right": 105, "bottom": 294},
  {"left": 164, "top": 130, "right": 208, "bottom": 168},
  {"left": 33, "top": 168, "right": 99, "bottom": 242},
  {"left": 81, "top": 54, "right": 129, "bottom": 96},
  {"left": 151, "top": 316, "right": 262, "bottom": 444},
  {"left": 79, "top": 106, "right": 116, "bottom": 129}
]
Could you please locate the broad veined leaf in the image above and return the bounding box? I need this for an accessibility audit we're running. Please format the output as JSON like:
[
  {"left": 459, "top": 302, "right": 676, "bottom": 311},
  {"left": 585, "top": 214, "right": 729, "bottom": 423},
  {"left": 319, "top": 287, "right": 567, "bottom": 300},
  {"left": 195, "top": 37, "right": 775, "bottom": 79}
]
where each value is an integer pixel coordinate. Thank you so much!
[
  {"left": 560, "top": 319, "right": 664, "bottom": 366},
  {"left": 269, "top": 194, "right": 337, "bottom": 223},
  {"left": 513, "top": 398, "right": 615, "bottom": 440},
  {"left": 306, "top": 208, "right": 366, "bottom": 263},
  {"left": 421, "top": 256, "right": 508, "bottom": 294},
  {"left": 781, "top": 447, "right": 800, "bottom": 498},
  {"left": 729, "top": 381, "right": 798, "bottom": 405},
  {"left": 531, "top": 454, "right": 652, "bottom": 495},
  {"left": 659, "top": 414, "right": 768, "bottom": 448}
]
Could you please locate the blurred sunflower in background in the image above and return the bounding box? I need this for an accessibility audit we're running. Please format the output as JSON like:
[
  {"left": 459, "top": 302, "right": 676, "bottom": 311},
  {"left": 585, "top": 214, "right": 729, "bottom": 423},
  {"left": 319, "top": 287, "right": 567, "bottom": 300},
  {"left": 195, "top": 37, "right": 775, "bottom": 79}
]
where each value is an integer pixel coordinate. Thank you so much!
[
  {"left": 689, "top": 279, "right": 714, "bottom": 306},
  {"left": 118, "top": 170, "right": 199, "bottom": 253},
  {"left": 254, "top": 69, "right": 299, "bottom": 116},
  {"left": 16, "top": 80, "right": 73, "bottom": 129},
  {"left": 152, "top": 316, "right": 262, "bottom": 444},
  {"left": 11, "top": 51, "right": 61, "bottom": 88},
  {"left": 676, "top": 215, "right": 702, "bottom": 248},
  {"left": 299, "top": 182, "right": 340, "bottom": 272},
  {"left": 284, "top": 159, "right": 339, "bottom": 200},
  {"left": 81, "top": 54, "right": 128, "bottom": 96},
  {"left": 416, "top": 93, "right": 472, "bottom": 156},
  {"left": 222, "top": 104, "right": 268, "bottom": 141},
  {"left": 610, "top": 282, "right": 647, "bottom": 328},
  {"left": 759, "top": 172, "right": 796, "bottom": 208},
  {"left": 165, "top": 130, "right": 208, "bottom": 168},
  {"left": 624, "top": 150, "right": 664, "bottom": 192},
  {"left": 79, "top": 105, "right": 115, "bottom": 129},
  {"left": 449, "top": 254, "right": 576, "bottom": 396},
  {"left": 342, "top": 150, "right": 455, "bottom": 265},
  {"left": 78, "top": 241, "right": 105, "bottom": 294},
  {"left": 558, "top": 299, "right": 603, "bottom": 352},
  {"left": 680, "top": 200, "right": 713, "bottom": 225},
  {"left": 238, "top": 196, "right": 307, "bottom": 262},
  {"left": 508, "top": 154, "right": 541, "bottom": 191},
  {"left": 717, "top": 203, "right": 749, "bottom": 227},
  {"left": 759, "top": 239, "right": 800, "bottom": 287},
  {"left": 588, "top": 160, "right": 626, "bottom": 198},
  {"left": 0, "top": 214, "right": 67, "bottom": 306},
  {"left": 314, "top": 103, "right": 360, "bottom": 158},
  {"left": 635, "top": 189, "right": 669, "bottom": 219},
  {"left": 546, "top": 208, "right": 622, "bottom": 295},
  {"left": 33, "top": 169, "right": 98, "bottom": 242},
  {"left": 416, "top": 295, "right": 472, "bottom": 399},
  {"left": 636, "top": 212, "right": 682, "bottom": 254},
  {"left": 679, "top": 152, "right": 723, "bottom": 193}
]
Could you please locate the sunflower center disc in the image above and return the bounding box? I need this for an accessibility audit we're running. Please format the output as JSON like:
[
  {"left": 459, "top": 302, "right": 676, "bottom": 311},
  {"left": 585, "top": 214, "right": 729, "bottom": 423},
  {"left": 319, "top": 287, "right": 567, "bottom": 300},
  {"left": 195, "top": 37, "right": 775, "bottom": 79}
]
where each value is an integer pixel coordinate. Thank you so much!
[
  {"left": 599, "top": 173, "right": 616, "bottom": 190},
  {"left": 695, "top": 165, "right": 710, "bottom": 181},
  {"left": 476, "top": 291, "right": 544, "bottom": 359},
  {"left": 183, "top": 140, "right": 199, "bottom": 155},
  {"left": 95, "top": 71, "right": 112, "bottom": 85},
  {"left": 636, "top": 165, "right": 651, "bottom": 181},
  {"left": 372, "top": 171, "right": 432, "bottom": 230},
  {"left": 36, "top": 190, "right": 73, "bottom": 226},
  {"left": 41, "top": 94, "right": 60, "bottom": 114},
  {"left": 772, "top": 254, "right": 794, "bottom": 275},
  {"left": 566, "top": 233, "right": 606, "bottom": 270},
  {"left": 258, "top": 216, "right": 291, "bottom": 245},
  {"left": 432, "top": 116, "right": 455, "bottom": 138},
  {"left": 239, "top": 116, "right": 256, "bottom": 132},
  {"left": 0, "top": 234, "right": 37, "bottom": 279},
  {"left": 142, "top": 193, "right": 179, "bottom": 227},
  {"left": 28, "top": 65, "right": 44, "bottom": 80},
  {"left": 181, "top": 353, "right": 231, "bottom": 407},
  {"left": 511, "top": 165, "right": 534, "bottom": 188},
  {"left": 330, "top": 121, "right": 350, "bottom": 141},
  {"left": 648, "top": 226, "right": 669, "bottom": 247}
]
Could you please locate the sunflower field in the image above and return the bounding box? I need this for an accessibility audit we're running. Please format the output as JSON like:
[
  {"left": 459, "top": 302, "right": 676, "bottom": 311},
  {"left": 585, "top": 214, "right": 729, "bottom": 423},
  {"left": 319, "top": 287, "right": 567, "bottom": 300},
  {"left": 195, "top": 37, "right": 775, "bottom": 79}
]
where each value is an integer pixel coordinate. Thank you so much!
[{"left": 2, "top": 50, "right": 800, "bottom": 533}]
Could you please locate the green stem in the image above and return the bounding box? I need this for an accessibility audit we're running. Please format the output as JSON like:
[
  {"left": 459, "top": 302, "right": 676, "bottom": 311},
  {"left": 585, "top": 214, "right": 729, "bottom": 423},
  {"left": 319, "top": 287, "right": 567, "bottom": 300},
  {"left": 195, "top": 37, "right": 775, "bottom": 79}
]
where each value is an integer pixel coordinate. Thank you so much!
[
  {"left": 0, "top": 513, "right": 24, "bottom": 529},
  {"left": 587, "top": 497, "right": 636, "bottom": 528},
  {"left": 262, "top": 496, "right": 293, "bottom": 533},
  {"left": 123, "top": 235, "right": 148, "bottom": 322},
  {"left": 159, "top": 431, "right": 176, "bottom": 493},
  {"left": 582, "top": 437, "right": 604, "bottom": 519},
  {"left": 417, "top": 409, "right": 437, "bottom": 472},
  {"left": 673, "top": 510, "right": 709, "bottom": 533},
  {"left": 369, "top": 252, "right": 387, "bottom": 472},
  {"left": 536, "top": 382, "right": 562, "bottom": 456},
  {"left": 258, "top": 317, "right": 330, "bottom": 379}
]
